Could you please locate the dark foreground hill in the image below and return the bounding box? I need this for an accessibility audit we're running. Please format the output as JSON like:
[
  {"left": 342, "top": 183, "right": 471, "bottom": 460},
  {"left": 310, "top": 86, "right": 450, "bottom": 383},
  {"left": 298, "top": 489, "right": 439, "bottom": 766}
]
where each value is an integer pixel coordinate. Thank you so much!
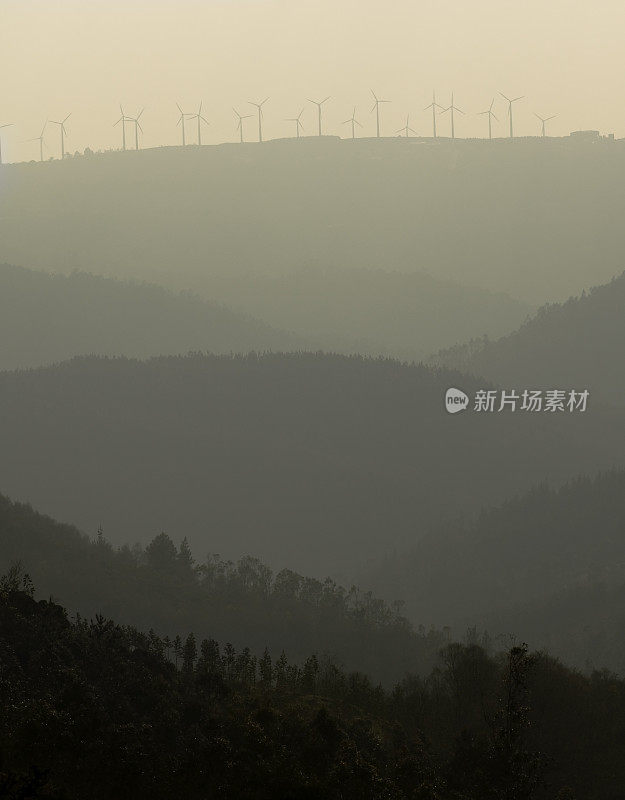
[
  {"left": 1, "top": 136, "right": 624, "bottom": 303},
  {"left": 0, "top": 493, "right": 447, "bottom": 686},
  {"left": 0, "top": 352, "right": 623, "bottom": 579},
  {"left": 432, "top": 271, "right": 625, "bottom": 405},
  {"left": 364, "top": 470, "right": 625, "bottom": 673},
  {"left": 3, "top": 569, "right": 625, "bottom": 799},
  {"left": 0, "top": 263, "right": 305, "bottom": 370}
]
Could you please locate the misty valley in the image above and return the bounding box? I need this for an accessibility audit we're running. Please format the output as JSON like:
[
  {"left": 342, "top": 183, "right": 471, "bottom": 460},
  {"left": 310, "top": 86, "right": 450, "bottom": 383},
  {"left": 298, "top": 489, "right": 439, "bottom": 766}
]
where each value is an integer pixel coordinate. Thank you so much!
[{"left": 3, "top": 16, "right": 625, "bottom": 793}]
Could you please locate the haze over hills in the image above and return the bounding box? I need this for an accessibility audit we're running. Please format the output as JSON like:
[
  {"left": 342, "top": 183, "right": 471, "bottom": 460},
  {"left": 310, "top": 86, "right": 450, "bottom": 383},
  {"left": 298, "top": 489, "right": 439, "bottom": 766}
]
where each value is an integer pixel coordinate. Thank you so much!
[
  {"left": 0, "top": 136, "right": 623, "bottom": 305},
  {"left": 0, "top": 262, "right": 531, "bottom": 367},
  {"left": 202, "top": 267, "right": 532, "bottom": 361},
  {"left": 0, "top": 263, "right": 307, "bottom": 370},
  {"left": 431, "top": 271, "right": 625, "bottom": 406},
  {"left": 0, "top": 352, "right": 623, "bottom": 580},
  {"left": 364, "top": 470, "right": 625, "bottom": 673}
]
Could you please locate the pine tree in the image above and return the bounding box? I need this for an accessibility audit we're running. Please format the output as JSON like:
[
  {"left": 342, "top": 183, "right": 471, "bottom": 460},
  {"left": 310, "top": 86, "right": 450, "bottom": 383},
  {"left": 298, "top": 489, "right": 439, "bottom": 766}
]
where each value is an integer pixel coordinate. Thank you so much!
[
  {"left": 182, "top": 633, "right": 197, "bottom": 674},
  {"left": 259, "top": 648, "right": 273, "bottom": 686}
]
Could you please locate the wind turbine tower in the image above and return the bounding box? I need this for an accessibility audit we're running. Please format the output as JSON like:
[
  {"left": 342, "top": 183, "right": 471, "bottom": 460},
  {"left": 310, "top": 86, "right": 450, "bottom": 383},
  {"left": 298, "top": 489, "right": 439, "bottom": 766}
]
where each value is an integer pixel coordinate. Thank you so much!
[
  {"left": 114, "top": 105, "right": 131, "bottom": 150},
  {"left": 249, "top": 98, "right": 269, "bottom": 143},
  {"left": 0, "top": 123, "right": 13, "bottom": 165},
  {"left": 307, "top": 97, "right": 330, "bottom": 136},
  {"left": 286, "top": 109, "right": 305, "bottom": 138},
  {"left": 440, "top": 93, "right": 464, "bottom": 139},
  {"left": 233, "top": 109, "right": 253, "bottom": 143},
  {"left": 396, "top": 115, "right": 417, "bottom": 137},
  {"left": 535, "top": 113, "right": 556, "bottom": 137},
  {"left": 500, "top": 92, "right": 525, "bottom": 138},
  {"left": 370, "top": 90, "right": 391, "bottom": 138},
  {"left": 126, "top": 109, "right": 144, "bottom": 150},
  {"left": 26, "top": 122, "right": 47, "bottom": 162},
  {"left": 478, "top": 99, "right": 498, "bottom": 140},
  {"left": 50, "top": 114, "right": 71, "bottom": 159},
  {"left": 342, "top": 107, "right": 362, "bottom": 140},
  {"left": 424, "top": 91, "right": 444, "bottom": 138},
  {"left": 176, "top": 103, "right": 191, "bottom": 147},
  {"left": 189, "top": 102, "right": 209, "bottom": 146}
]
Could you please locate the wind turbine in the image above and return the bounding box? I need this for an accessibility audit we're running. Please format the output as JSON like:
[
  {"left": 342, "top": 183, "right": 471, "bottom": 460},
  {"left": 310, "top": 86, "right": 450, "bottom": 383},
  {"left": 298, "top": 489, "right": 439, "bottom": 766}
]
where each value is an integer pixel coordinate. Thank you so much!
[
  {"left": 50, "top": 114, "right": 71, "bottom": 159},
  {"left": 25, "top": 121, "right": 47, "bottom": 162},
  {"left": 0, "top": 123, "right": 13, "bottom": 165},
  {"left": 396, "top": 115, "right": 417, "bottom": 137},
  {"left": 440, "top": 93, "right": 464, "bottom": 139},
  {"left": 233, "top": 108, "right": 253, "bottom": 143},
  {"left": 248, "top": 98, "right": 269, "bottom": 143},
  {"left": 176, "top": 103, "right": 191, "bottom": 146},
  {"left": 535, "top": 113, "right": 556, "bottom": 138},
  {"left": 424, "top": 91, "right": 444, "bottom": 138},
  {"left": 189, "top": 102, "right": 209, "bottom": 146},
  {"left": 370, "top": 90, "right": 391, "bottom": 138},
  {"left": 286, "top": 109, "right": 305, "bottom": 138},
  {"left": 126, "top": 108, "right": 144, "bottom": 150},
  {"left": 342, "top": 107, "right": 362, "bottom": 140},
  {"left": 500, "top": 92, "right": 524, "bottom": 139},
  {"left": 478, "top": 98, "right": 498, "bottom": 140},
  {"left": 114, "top": 105, "right": 131, "bottom": 150},
  {"left": 307, "top": 97, "right": 329, "bottom": 136}
]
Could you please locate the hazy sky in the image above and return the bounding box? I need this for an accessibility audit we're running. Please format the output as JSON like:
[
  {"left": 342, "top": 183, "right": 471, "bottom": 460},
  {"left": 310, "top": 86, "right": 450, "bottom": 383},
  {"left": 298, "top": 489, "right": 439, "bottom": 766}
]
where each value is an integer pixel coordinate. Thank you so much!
[{"left": 1, "top": 0, "right": 624, "bottom": 162}]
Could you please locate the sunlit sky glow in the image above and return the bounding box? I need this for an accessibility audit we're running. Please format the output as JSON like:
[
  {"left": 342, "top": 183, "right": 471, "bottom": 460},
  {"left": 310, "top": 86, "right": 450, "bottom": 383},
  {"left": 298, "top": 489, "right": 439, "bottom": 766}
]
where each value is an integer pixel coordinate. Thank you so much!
[{"left": 1, "top": 0, "right": 624, "bottom": 162}]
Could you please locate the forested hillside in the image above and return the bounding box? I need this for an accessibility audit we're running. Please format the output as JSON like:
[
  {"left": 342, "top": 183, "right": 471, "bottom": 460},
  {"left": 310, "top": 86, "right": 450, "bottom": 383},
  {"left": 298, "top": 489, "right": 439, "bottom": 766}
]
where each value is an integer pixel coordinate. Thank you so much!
[
  {"left": 0, "top": 352, "right": 622, "bottom": 579},
  {"left": 432, "top": 271, "right": 625, "bottom": 405},
  {"left": 0, "top": 263, "right": 306, "bottom": 370},
  {"left": 3, "top": 569, "right": 625, "bottom": 799},
  {"left": 365, "top": 470, "right": 625, "bottom": 672},
  {"left": 1, "top": 137, "right": 623, "bottom": 304},
  {"left": 0, "top": 493, "right": 446, "bottom": 685}
]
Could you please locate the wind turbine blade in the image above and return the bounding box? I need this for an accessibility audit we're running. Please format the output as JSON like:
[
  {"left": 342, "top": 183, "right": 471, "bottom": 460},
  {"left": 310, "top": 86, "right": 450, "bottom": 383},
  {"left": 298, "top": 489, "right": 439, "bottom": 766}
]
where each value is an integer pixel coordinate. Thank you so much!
[
  {"left": 408, "top": 127, "right": 417, "bottom": 134},
  {"left": 177, "top": 103, "right": 183, "bottom": 113},
  {"left": 370, "top": 104, "right": 377, "bottom": 113},
  {"left": 492, "top": 113, "right": 498, "bottom": 121},
  {"left": 137, "top": 108, "right": 145, "bottom": 120},
  {"left": 499, "top": 92, "right": 511, "bottom": 102},
  {"left": 322, "top": 96, "right": 330, "bottom": 104},
  {"left": 370, "top": 89, "right": 378, "bottom": 101},
  {"left": 200, "top": 116, "right": 209, "bottom": 124},
  {"left": 63, "top": 114, "right": 71, "bottom": 123},
  {"left": 457, "top": 107, "right": 465, "bottom": 114},
  {"left": 356, "top": 120, "right": 363, "bottom": 127},
  {"left": 489, "top": 99, "right": 495, "bottom": 111},
  {"left": 513, "top": 96, "right": 525, "bottom": 102},
  {"left": 546, "top": 115, "right": 557, "bottom": 121}
]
